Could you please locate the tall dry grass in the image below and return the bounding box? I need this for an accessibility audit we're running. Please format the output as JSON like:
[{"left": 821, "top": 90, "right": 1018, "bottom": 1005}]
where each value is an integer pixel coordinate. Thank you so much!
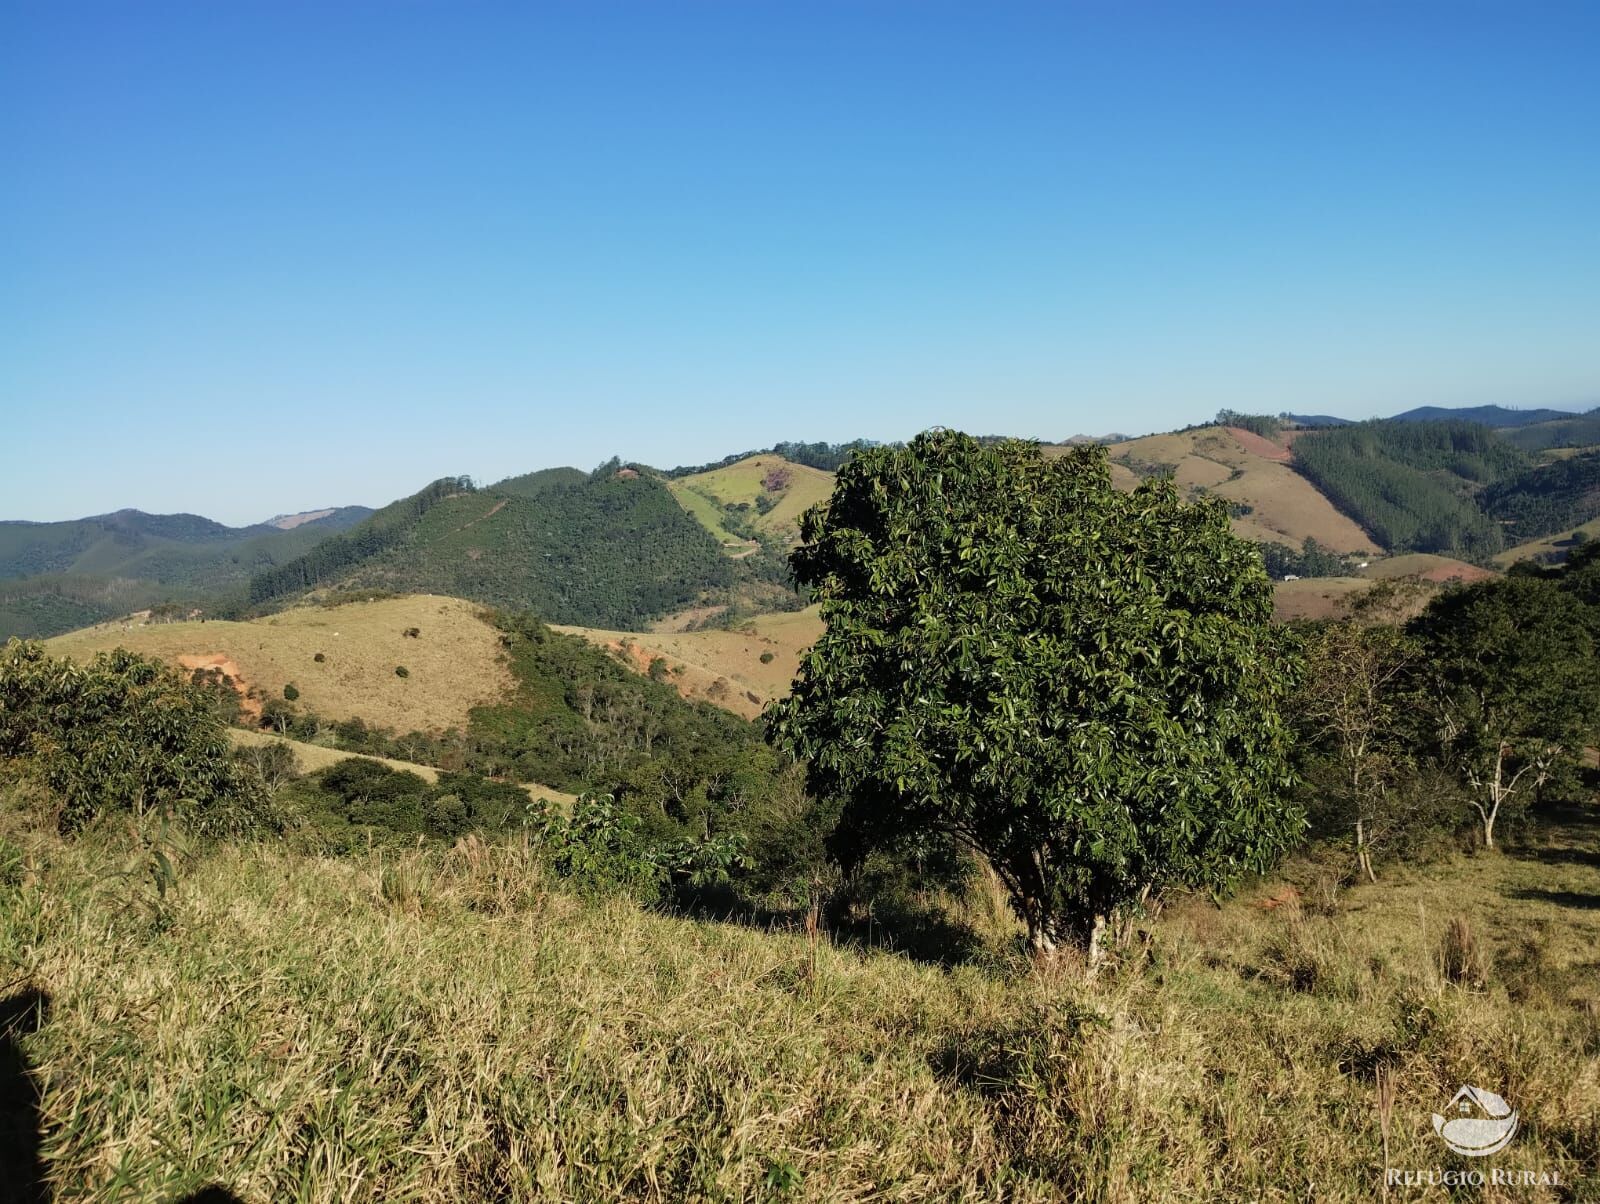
[{"left": 0, "top": 793, "right": 1596, "bottom": 1201}]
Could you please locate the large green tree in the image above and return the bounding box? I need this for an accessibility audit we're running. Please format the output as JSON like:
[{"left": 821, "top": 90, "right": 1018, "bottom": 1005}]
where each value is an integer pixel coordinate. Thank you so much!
[
  {"left": 1410, "top": 576, "right": 1600, "bottom": 849},
  {"left": 768, "top": 431, "right": 1303, "bottom": 963}
]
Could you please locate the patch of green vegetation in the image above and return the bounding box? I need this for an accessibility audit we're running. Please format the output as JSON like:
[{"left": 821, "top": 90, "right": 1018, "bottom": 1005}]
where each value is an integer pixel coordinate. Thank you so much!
[{"left": 1290, "top": 420, "right": 1531, "bottom": 556}]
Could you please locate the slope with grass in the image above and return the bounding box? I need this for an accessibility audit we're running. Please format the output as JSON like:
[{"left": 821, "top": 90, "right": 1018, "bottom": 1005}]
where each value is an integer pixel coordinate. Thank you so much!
[
  {"left": 227, "top": 727, "right": 578, "bottom": 807},
  {"left": 0, "top": 801, "right": 1594, "bottom": 1201},
  {"left": 1494, "top": 517, "right": 1600, "bottom": 568},
  {"left": 45, "top": 594, "right": 512, "bottom": 733},
  {"left": 669, "top": 455, "right": 835, "bottom": 544},
  {"left": 553, "top": 606, "right": 824, "bottom": 719},
  {"left": 1079, "top": 427, "right": 1379, "bottom": 553}
]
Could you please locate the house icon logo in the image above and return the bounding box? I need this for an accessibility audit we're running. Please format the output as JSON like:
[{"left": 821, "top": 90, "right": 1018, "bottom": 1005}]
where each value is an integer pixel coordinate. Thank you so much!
[{"left": 1432, "top": 1085, "right": 1519, "bottom": 1157}]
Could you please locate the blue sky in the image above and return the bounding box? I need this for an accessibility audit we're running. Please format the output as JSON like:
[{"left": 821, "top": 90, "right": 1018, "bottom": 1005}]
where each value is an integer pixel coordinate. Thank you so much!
[{"left": 3, "top": 1, "right": 1597, "bottom": 524}]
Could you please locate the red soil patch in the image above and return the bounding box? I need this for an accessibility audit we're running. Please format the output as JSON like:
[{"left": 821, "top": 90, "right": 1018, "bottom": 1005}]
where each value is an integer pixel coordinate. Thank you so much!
[
  {"left": 1418, "top": 562, "right": 1497, "bottom": 585},
  {"left": 1256, "top": 886, "right": 1301, "bottom": 911},
  {"left": 177, "top": 653, "right": 261, "bottom": 720},
  {"left": 1224, "top": 427, "right": 1294, "bottom": 464}
]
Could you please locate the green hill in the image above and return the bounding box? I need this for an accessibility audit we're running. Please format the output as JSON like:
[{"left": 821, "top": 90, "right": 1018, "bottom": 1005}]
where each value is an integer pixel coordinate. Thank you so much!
[
  {"left": 0, "top": 506, "right": 371, "bottom": 639},
  {"left": 1289, "top": 420, "right": 1531, "bottom": 557},
  {"left": 249, "top": 469, "right": 733, "bottom": 630},
  {"left": 1503, "top": 409, "right": 1600, "bottom": 452}
]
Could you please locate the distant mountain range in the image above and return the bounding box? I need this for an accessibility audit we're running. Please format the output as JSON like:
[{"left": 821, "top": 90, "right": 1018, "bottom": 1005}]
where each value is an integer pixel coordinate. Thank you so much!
[{"left": 6, "top": 406, "right": 1600, "bottom": 640}]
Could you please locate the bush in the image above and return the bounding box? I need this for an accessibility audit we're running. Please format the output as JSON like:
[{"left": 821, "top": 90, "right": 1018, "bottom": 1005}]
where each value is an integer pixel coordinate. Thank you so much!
[
  {"left": 0, "top": 640, "right": 272, "bottom": 836},
  {"left": 313, "top": 652, "right": 326, "bottom": 663},
  {"left": 394, "top": 665, "right": 409, "bottom": 678},
  {"left": 759, "top": 650, "right": 775, "bottom": 664},
  {"left": 283, "top": 683, "right": 300, "bottom": 701}
]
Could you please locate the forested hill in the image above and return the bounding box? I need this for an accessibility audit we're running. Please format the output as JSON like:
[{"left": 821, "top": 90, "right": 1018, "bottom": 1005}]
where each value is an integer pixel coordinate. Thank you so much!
[
  {"left": 1286, "top": 418, "right": 1600, "bottom": 561},
  {"left": 247, "top": 467, "right": 733, "bottom": 630},
  {"left": 0, "top": 505, "right": 371, "bottom": 639}
]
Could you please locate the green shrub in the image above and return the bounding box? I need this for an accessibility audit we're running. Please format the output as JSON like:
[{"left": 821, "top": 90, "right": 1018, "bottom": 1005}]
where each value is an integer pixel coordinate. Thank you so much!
[
  {"left": 0, "top": 640, "right": 272, "bottom": 836},
  {"left": 283, "top": 683, "right": 300, "bottom": 701},
  {"left": 394, "top": 665, "right": 409, "bottom": 678}
]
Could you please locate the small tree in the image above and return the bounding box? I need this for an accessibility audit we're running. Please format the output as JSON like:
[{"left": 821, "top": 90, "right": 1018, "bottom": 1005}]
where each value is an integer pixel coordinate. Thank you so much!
[
  {"left": 1410, "top": 577, "right": 1600, "bottom": 849},
  {"left": 768, "top": 431, "right": 1303, "bottom": 966},
  {"left": 1294, "top": 621, "right": 1420, "bottom": 879},
  {"left": 0, "top": 640, "right": 271, "bottom": 835}
]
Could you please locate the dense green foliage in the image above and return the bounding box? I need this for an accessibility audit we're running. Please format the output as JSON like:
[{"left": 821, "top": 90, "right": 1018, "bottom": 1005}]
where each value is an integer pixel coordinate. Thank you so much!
[
  {"left": 1387, "top": 404, "right": 1578, "bottom": 428},
  {"left": 1481, "top": 449, "right": 1600, "bottom": 541},
  {"left": 1408, "top": 574, "right": 1600, "bottom": 847},
  {"left": 1214, "top": 410, "right": 1282, "bottom": 437},
  {"left": 770, "top": 431, "right": 1303, "bottom": 956},
  {"left": 1290, "top": 420, "right": 1530, "bottom": 555},
  {"left": 247, "top": 478, "right": 474, "bottom": 604},
  {"left": 0, "top": 641, "right": 271, "bottom": 835},
  {"left": 250, "top": 469, "right": 730, "bottom": 629},
  {"left": 1257, "top": 537, "right": 1357, "bottom": 579}
]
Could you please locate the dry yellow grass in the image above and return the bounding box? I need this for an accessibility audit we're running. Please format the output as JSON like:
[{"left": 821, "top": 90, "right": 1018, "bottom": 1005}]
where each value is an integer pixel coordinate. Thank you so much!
[
  {"left": 1360, "top": 554, "right": 1497, "bottom": 584},
  {"left": 1062, "top": 428, "right": 1380, "bottom": 554},
  {"left": 1272, "top": 576, "right": 1372, "bottom": 621},
  {"left": 555, "top": 606, "right": 824, "bottom": 718},
  {"left": 3, "top": 796, "right": 1596, "bottom": 1201},
  {"left": 45, "top": 595, "right": 512, "bottom": 733}
]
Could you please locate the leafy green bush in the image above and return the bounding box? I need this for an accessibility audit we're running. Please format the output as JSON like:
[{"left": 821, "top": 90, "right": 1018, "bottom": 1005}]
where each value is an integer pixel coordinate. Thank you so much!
[{"left": 0, "top": 640, "right": 272, "bottom": 836}]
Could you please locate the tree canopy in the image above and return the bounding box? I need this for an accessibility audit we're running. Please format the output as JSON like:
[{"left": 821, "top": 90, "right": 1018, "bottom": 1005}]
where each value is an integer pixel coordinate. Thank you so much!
[{"left": 768, "top": 431, "right": 1303, "bottom": 961}]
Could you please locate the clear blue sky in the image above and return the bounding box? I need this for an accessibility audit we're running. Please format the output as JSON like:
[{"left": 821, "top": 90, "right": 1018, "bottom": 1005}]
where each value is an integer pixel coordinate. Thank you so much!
[{"left": 4, "top": 1, "right": 1597, "bottom": 525}]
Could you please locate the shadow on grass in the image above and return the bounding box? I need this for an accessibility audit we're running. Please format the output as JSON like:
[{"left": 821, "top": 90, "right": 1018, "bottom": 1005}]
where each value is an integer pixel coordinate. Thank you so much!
[
  {"left": 1505, "top": 888, "right": 1600, "bottom": 911},
  {"left": 0, "top": 986, "right": 49, "bottom": 1204},
  {"left": 0, "top": 984, "right": 243, "bottom": 1204},
  {"left": 667, "top": 888, "right": 991, "bottom": 968}
]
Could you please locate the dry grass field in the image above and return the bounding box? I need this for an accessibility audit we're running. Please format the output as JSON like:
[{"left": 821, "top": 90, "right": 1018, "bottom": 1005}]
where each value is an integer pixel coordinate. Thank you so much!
[
  {"left": 1272, "top": 576, "right": 1373, "bottom": 621},
  {"left": 45, "top": 595, "right": 513, "bottom": 733},
  {"left": 554, "top": 606, "right": 824, "bottom": 719},
  {"left": 1360, "top": 554, "right": 1498, "bottom": 584},
  {"left": 1073, "top": 428, "right": 1380, "bottom": 555},
  {"left": 2, "top": 790, "right": 1595, "bottom": 1201}
]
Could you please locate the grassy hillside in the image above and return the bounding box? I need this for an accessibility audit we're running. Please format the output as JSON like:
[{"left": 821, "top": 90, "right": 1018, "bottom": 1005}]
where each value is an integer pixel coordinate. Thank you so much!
[
  {"left": 1494, "top": 517, "right": 1600, "bottom": 568},
  {"left": 45, "top": 595, "right": 512, "bottom": 733},
  {"left": 1, "top": 803, "right": 1594, "bottom": 1200},
  {"left": 669, "top": 455, "right": 835, "bottom": 544},
  {"left": 1079, "top": 427, "right": 1379, "bottom": 553},
  {"left": 554, "top": 606, "right": 824, "bottom": 719}
]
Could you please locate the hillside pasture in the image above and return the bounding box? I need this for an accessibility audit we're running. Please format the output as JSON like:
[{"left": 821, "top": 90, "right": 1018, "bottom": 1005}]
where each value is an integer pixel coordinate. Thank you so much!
[
  {"left": 1271, "top": 576, "right": 1372, "bottom": 621},
  {"left": 1082, "top": 428, "right": 1380, "bottom": 554},
  {"left": 1360, "top": 553, "right": 1498, "bottom": 584},
  {"left": 554, "top": 606, "right": 824, "bottom": 718},
  {"left": 44, "top": 595, "right": 512, "bottom": 733},
  {"left": 672, "top": 455, "right": 835, "bottom": 539}
]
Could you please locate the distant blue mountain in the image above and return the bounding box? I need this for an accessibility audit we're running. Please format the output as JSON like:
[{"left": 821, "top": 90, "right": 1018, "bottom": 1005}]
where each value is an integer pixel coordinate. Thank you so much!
[{"left": 1387, "top": 405, "right": 1578, "bottom": 428}]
